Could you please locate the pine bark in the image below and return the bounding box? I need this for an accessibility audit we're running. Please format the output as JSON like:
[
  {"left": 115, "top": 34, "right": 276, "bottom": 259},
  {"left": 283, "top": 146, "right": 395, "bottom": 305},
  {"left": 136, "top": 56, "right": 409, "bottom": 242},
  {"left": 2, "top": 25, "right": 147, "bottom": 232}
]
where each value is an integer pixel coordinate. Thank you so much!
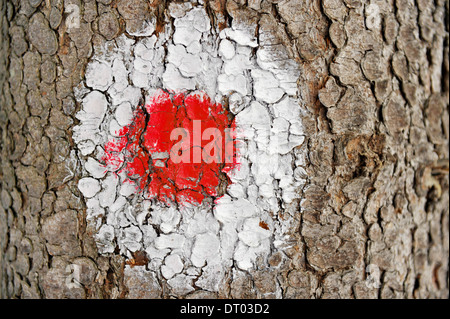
[{"left": 0, "top": 0, "right": 448, "bottom": 299}]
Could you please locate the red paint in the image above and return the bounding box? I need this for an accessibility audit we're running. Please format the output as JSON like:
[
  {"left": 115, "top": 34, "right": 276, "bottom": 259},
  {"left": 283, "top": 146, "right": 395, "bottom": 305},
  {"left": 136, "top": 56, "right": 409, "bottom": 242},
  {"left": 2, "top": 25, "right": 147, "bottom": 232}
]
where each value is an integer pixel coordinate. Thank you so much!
[{"left": 102, "top": 90, "right": 239, "bottom": 206}]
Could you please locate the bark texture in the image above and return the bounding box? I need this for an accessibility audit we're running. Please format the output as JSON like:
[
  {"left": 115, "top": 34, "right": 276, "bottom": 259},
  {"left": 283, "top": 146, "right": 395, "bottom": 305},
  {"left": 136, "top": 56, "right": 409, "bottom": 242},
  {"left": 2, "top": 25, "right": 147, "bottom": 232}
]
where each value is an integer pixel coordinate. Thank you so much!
[{"left": 0, "top": 0, "right": 448, "bottom": 299}]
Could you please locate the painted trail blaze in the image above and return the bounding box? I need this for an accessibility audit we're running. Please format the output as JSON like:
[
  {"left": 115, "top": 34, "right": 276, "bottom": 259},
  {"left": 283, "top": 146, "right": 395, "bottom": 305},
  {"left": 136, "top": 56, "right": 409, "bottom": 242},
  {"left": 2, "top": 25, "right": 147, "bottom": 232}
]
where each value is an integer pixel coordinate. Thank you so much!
[{"left": 103, "top": 90, "right": 239, "bottom": 206}]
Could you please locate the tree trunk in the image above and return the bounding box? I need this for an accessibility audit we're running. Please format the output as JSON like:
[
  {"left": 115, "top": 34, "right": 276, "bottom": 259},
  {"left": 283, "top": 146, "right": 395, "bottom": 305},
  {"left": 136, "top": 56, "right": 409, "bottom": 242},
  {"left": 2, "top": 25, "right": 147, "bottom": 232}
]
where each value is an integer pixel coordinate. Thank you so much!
[{"left": 0, "top": 0, "right": 448, "bottom": 299}]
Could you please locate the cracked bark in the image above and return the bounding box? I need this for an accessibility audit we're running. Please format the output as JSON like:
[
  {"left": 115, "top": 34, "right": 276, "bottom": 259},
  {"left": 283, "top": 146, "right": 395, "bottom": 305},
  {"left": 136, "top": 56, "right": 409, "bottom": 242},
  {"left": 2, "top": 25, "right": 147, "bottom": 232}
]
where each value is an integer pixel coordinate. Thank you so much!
[{"left": 0, "top": 0, "right": 448, "bottom": 299}]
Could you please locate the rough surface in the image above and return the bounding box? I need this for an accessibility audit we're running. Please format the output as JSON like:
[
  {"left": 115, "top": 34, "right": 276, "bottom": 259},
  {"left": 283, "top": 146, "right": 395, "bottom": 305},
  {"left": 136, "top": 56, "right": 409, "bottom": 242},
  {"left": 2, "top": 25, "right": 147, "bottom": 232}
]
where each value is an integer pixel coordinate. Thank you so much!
[
  {"left": 0, "top": 0, "right": 448, "bottom": 299},
  {"left": 74, "top": 4, "right": 307, "bottom": 294}
]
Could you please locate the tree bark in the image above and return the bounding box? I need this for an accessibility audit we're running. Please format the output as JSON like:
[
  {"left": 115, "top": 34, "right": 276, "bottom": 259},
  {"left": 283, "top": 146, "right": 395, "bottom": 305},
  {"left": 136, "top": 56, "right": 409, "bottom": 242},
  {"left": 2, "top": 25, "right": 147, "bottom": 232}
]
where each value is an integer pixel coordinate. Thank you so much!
[{"left": 0, "top": 0, "right": 448, "bottom": 299}]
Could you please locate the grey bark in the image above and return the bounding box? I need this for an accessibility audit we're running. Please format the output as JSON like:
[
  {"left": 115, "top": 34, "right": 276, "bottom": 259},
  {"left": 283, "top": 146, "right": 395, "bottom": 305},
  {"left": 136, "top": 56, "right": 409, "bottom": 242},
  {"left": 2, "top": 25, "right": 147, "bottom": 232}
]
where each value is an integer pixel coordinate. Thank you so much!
[{"left": 0, "top": 0, "right": 448, "bottom": 299}]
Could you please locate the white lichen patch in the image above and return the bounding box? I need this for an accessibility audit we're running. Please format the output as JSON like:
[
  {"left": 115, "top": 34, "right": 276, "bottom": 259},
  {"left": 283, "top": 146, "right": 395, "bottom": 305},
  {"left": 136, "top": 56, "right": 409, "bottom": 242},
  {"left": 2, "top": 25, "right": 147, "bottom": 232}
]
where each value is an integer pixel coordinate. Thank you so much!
[{"left": 74, "top": 4, "right": 308, "bottom": 295}]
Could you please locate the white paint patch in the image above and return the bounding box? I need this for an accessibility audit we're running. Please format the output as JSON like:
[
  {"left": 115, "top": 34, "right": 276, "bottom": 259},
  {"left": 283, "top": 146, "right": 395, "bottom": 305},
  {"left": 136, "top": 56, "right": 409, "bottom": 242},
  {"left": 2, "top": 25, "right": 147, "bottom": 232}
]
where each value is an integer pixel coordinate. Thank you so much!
[
  {"left": 78, "top": 177, "right": 101, "bottom": 198},
  {"left": 74, "top": 4, "right": 308, "bottom": 295},
  {"left": 73, "top": 91, "right": 107, "bottom": 156}
]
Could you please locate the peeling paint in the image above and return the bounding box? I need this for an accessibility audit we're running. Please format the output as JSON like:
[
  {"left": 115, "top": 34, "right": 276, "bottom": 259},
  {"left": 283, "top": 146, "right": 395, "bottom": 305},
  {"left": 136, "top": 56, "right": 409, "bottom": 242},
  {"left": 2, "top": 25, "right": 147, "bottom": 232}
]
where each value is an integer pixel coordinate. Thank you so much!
[{"left": 74, "top": 4, "right": 307, "bottom": 294}]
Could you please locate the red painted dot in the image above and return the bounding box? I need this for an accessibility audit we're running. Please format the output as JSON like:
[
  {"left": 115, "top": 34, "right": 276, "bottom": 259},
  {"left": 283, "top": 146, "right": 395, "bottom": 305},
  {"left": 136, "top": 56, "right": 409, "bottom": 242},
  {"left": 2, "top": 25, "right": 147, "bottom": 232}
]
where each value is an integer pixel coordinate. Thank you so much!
[{"left": 102, "top": 90, "right": 239, "bottom": 206}]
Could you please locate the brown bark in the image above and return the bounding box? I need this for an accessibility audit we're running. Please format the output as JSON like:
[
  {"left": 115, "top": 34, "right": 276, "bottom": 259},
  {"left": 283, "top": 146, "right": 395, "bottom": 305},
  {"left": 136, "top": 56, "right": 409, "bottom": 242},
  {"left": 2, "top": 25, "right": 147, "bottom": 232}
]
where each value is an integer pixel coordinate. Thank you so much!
[{"left": 0, "top": 0, "right": 448, "bottom": 299}]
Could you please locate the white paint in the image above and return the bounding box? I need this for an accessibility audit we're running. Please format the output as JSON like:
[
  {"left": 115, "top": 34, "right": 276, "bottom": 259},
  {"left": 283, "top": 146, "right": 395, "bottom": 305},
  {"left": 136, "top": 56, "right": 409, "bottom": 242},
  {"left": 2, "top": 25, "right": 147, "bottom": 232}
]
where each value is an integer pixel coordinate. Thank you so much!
[
  {"left": 96, "top": 224, "right": 115, "bottom": 253},
  {"left": 161, "top": 254, "right": 184, "bottom": 279},
  {"left": 73, "top": 91, "right": 107, "bottom": 156},
  {"left": 109, "top": 119, "right": 123, "bottom": 137},
  {"left": 86, "top": 197, "right": 105, "bottom": 224},
  {"left": 154, "top": 234, "right": 186, "bottom": 250},
  {"left": 251, "top": 69, "right": 285, "bottom": 104},
  {"left": 75, "top": 4, "right": 308, "bottom": 294},
  {"left": 119, "top": 179, "right": 137, "bottom": 197},
  {"left": 191, "top": 233, "right": 221, "bottom": 267},
  {"left": 78, "top": 177, "right": 101, "bottom": 198},
  {"left": 109, "top": 85, "right": 142, "bottom": 107},
  {"left": 85, "top": 61, "right": 113, "bottom": 91},
  {"left": 217, "top": 73, "right": 248, "bottom": 96},
  {"left": 109, "top": 195, "right": 127, "bottom": 213},
  {"left": 120, "top": 225, "right": 143, "bottom": 252},
  {"left": 236, "top": 101, "right": 271, "bottom": 129},
  {"left": 85, "top": 157, "right": 107, "bottom": 179},
  {"left": 228, "top": 93, "right": 245, "bottom": 114},
  {"left": 221, "top": 28, "right": 258, "bottom": 47},
  {"left": 219, "top": 39, "right": 236, "bottom": 60},
  {"left": 115, "top": 102, "right": 134, "bottom": 127},
  {"left": 163, "top": 63, "right": 196, "bottom": 91},
  {"left": 99, "top": 173, "right": 118, "bottom": 208}
]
